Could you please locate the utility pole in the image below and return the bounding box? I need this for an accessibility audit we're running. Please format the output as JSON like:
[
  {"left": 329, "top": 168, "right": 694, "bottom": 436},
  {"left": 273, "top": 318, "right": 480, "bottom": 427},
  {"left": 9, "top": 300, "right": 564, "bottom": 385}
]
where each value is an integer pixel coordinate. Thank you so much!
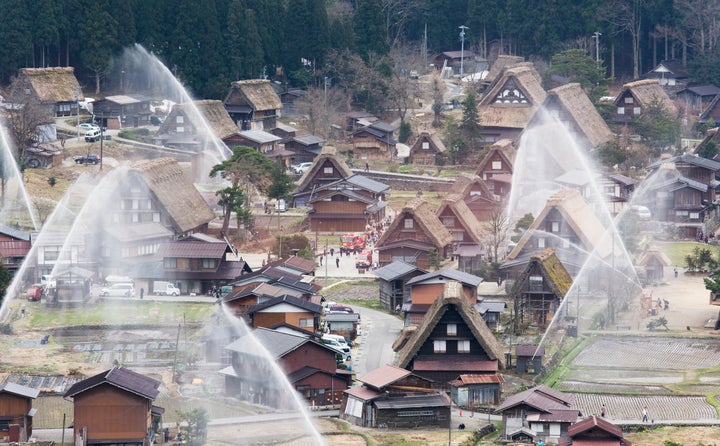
[
  {"left": 459, "top": 25, "right": 469, "bottom": 78},
  {"left": 592, "top": 32, "right": 602, "bottom": 68}
]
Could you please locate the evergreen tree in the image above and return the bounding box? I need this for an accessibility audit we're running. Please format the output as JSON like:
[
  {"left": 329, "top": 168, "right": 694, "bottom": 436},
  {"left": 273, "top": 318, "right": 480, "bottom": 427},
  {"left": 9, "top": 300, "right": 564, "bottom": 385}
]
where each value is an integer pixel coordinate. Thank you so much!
[
  {"left": 77, "top": 0, "right": 119, "bottom": 94},
  {"left": 0, "top": 0, "right": 32, "bottom": 83},
  {"left": 460, "top": 91, "right": 481, "bottom": 148},
  {"left": 353, "top": 0, "right": 389, "bottom": 58}
]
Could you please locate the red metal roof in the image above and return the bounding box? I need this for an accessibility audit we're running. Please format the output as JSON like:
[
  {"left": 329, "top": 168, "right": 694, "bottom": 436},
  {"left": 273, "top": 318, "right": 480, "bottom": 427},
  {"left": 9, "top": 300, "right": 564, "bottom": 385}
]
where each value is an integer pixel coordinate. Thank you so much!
[
  {"left": 0, "top": 240, "right": 30, "bottom": 257},
  {"left": 357, "top": 364, "right": 411, "bottom": 390},
  {"left": 413, "top": 357, "right": 498, "bottom": 372},
  {"left": 344, "top": 386, "right": 382, "bottom": 401},
  {"left": 449, "top": 374, "right": 505, "bottom": 387}
]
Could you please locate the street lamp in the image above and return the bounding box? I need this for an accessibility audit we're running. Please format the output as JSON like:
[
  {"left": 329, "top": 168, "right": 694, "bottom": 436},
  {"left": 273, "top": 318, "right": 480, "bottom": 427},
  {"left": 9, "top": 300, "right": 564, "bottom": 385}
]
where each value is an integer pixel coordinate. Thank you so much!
[
  {"left": 459, "top": 25, "right": 469, "bottom": 78},
  {"left": 592, "top": 32, "right": 602, "bottom": 68}
]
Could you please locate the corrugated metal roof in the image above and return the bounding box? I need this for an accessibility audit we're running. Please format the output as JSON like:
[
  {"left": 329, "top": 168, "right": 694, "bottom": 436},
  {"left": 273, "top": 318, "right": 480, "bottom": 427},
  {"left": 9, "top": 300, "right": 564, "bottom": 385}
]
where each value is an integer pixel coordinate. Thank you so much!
[
  {"left": 373, "top": 261, "right": 426, "bottom": 281},
  {"left": 449, "top": 374, "right": 505, "bottom": 386},
  {"left": 294, "top": 134, "right": 325, "bottom": 145},
  {"left": 162, "top": 241, "right": 227, "bottom": 258},
  {"left": 406, "top": 267, "right": 483, "bottom": 287},
  {"left": 345, "top": 174, "right": 390, "bottom": 193},
  {"left": 374, "top": 393, "right": 449, "bottom": 409},
  {"left": 64, "top": 366, "right": 160, "bottom": 400},
  {"left": 239, "top": 129, "right": 281, "bottom": 144},
  {"left": 357, "top": 364, "right": 410, "bottom": 389},
  {"left": 0, "top": 224, "right": 30, "bottom": 241},
  {"left": 0, "top": 382, "right": 40, "bottom": 399},
  {"left": 344, "top": 386, "right": 382, "bottom": 401}
]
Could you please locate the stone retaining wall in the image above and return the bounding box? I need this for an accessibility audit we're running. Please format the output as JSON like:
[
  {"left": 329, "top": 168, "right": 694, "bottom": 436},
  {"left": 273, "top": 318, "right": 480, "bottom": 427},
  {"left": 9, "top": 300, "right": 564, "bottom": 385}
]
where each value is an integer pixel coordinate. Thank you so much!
[{"left": 352, "top": 169, "right": 455, "bottom": 192}]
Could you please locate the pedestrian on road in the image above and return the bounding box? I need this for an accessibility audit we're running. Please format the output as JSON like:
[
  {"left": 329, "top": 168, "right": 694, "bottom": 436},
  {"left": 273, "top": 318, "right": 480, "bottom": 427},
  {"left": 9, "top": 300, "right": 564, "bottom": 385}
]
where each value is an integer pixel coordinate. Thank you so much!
[
  {"left": 336, "top": 257, "right": 340, "bottom": 268},
  {"left": 674, "top": 267, "right": 678, "bottom": 277},
  {"left": 365, "top": 161, "right": 369, "bottom": 172},
  {"left": 319, "top": 255, "right": 323, "bottom": 266},
  {"left": 164, "top": 428, "right": 170, "bottom": 443},
  {"left": 600, "top": 404, "right": 606, "bottom": 417},
  {"left": 140, "top": 288, "right": 144, "bottom": 300},
  {"left": 642, "top": 406, "right": 648, "bottom": 422},
  {"left": 330, "top": 247, "right": 335, "bottom": 257}
]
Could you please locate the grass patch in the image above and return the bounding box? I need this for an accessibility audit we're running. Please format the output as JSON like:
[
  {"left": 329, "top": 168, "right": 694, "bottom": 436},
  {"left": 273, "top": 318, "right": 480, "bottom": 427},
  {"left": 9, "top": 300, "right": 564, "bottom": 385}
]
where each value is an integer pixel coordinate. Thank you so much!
[
  {"left": 27, "top": 300, "right": 216, "bottom": 329},
  {"left": 118, "top": 127, "right": 151, "bottom": 141},
  {"left": 656, "top": 241, "right": 714, "bottom": 268},
  {"left": 344, "top": 297, "right": 386, "bottom": 312}
]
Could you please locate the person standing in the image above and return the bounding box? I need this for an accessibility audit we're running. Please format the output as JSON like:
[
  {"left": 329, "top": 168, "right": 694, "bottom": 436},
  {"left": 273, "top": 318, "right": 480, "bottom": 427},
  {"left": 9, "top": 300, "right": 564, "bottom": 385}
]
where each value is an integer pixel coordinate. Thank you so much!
[
  {"left": 336, "top": 256, "right": 340, "bottom": 268},
  {"left": 365, "top": 161, "right": 369, "bottom": 172},
  {"left": 140, "top": 287, "right": 144, "bottom": 300},
  {"left": 642, "top": 406, "right": 648, "bottom": 422},
  {"left": 600, "top": 404, "right": 606, "bottom": 417}
]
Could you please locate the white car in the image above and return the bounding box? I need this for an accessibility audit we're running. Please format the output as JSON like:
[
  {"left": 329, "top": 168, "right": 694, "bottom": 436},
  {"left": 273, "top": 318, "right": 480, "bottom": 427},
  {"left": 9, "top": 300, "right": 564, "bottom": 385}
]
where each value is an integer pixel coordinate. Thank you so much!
[
  {"left": 77, "top": 123, "right": 99, "bottom": 131},
  {"left": 294, "top": 162, "right": 313, "bottom": 174},
  {"left": 101, "top": 283, "right": 135, "bottom": 298}
]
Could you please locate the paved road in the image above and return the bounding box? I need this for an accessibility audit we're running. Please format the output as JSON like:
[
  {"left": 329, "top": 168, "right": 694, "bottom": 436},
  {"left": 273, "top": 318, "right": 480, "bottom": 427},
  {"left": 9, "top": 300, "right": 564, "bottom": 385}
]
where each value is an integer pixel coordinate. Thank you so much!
[{"left": 350, "top": 306, "right": 403, "bottom": 377}]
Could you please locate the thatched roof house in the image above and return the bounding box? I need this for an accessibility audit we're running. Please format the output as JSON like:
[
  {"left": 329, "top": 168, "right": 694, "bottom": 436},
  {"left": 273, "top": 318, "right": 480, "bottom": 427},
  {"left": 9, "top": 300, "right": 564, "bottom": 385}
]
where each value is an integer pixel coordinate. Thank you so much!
[
  {"left": 613, "top": 79, "right": 679, "bottom": 122},
  {"left": 223, "top": 79, "right": 283, "bottom": 131},
  {"left": 483, "top": 55, "right": 525, "bottom": 89},
  {"left": 395, "top": 280, "right": 507, "bottom": 379},
  {"left": 478, "top": 64, "right": 546, "bottom": 141},
  {"left": 129, "top": 157, "right": 215, "bottom": 235},
  {"left": 292, "top": 146, "right": 354, "bottom": 207},
  {"left": 9, "top": 67, "right": 83, "bottom": 118},
  {"left": 408, "top": 132, "right": 447, "bottom": 165},
  {"left": 534, "top": 83, "right": 614, "bottom": 150},
  {"left": 436, "top": 193, "right": 486, "bottom": 245},
  {"left": 506, "top": 188, "right": 620, "bottom": 276},
  {"left": 154, "top": 100, "right": 239, "bottom": 148},
  {"left": 375, "top": 198, "right": 453, "bottom": 269}
]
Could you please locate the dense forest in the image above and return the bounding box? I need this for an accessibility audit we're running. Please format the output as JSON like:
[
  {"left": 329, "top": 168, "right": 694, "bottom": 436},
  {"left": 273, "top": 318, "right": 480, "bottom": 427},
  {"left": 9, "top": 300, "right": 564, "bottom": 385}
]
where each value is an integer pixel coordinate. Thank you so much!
[{"left": 0, "top": 0, "right": 719, "bottom": 99}]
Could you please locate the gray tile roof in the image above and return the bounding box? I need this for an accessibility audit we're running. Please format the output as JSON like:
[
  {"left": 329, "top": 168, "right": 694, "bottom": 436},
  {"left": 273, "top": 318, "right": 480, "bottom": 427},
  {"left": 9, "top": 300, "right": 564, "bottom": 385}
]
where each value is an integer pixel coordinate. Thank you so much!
[
  {"left": 345, "top": 174, "right": 390, "bottom": 193},
  {"left": 373, "top": 261, "right": 426, "bottom": 281},
  {"left": 406, "top": 267, "right": 483, "bottom": 287},
  {"left": 0, "top": 382, "right": 40, "bottom": 399}
]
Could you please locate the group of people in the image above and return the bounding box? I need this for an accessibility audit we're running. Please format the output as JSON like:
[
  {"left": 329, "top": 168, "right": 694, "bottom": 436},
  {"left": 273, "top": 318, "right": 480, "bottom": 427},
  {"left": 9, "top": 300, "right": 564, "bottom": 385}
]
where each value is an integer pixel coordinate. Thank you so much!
[{"left": 596, "top": 404, "right": 650, "bottom": 422}]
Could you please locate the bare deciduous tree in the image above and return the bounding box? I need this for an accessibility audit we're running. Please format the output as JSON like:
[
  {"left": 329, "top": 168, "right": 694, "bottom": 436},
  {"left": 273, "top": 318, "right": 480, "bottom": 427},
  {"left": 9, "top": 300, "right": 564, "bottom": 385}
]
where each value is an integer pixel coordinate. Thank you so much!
[
  {"left": 4, "top": 75, "right": 52, "bottom": 164},
  {"left": 431, "top": 72, "right": 445, "bottom": 127},
  {"left": 482, "top": 206, "right": 511, "bottom": 263},
  {"left": 295, "top": 86, "right": 350, "bottom": 139}
]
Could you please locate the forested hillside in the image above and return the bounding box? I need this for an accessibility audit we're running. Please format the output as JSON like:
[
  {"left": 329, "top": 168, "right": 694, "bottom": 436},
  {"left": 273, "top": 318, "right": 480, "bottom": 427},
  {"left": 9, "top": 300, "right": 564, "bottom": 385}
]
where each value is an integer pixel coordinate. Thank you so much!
[{"left": 0, "top": 0, "right": 717, "bottom": 98}]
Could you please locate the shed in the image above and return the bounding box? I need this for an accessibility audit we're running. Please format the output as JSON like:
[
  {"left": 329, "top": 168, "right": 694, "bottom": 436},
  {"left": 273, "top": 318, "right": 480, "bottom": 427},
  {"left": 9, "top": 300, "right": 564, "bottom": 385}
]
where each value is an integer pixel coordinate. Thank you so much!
[
  {"left": 448, "top": 373, "right": 505, "bottom": 408},
  {"left": 0, "top": 382, "right": 40, "bottom": 442},
  {"left": 373, "top": 261, "right": 428, "bottom": 312},
  {"left": 515, "top": 345, "right": 544, "bottom": 374}
]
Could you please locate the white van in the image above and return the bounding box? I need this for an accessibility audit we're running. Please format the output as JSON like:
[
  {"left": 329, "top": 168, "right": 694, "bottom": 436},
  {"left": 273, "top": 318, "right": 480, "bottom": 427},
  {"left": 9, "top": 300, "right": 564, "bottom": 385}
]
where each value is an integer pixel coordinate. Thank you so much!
[
  {"left": 101, "top": 283, "right": 135, "bottom": 298},
  {"left": 85, "top": 128, "right": 101, "bottom": 142},
  {"left": 321, "top": 336, "right": 351, "bottom": 356},
  {"left": 323, "top": 334, "right": 351, "bottom": 348}
]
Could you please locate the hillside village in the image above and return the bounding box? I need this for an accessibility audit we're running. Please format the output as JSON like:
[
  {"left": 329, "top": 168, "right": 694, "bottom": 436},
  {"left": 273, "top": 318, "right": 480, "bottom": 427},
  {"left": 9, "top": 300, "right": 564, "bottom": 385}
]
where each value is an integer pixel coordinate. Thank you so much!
[{"left": 3, "top": 24, "right": 720, "bottom": 446}]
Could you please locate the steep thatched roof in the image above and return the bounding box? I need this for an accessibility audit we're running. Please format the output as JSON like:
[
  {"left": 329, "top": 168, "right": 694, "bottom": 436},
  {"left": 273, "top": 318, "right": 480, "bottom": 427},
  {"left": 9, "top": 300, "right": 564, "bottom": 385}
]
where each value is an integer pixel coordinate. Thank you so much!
[
  {"left": 484, "top": 55, "right": 525, "bottom": 87},
  {"left": 130, "top": 158, "right": 215, "bottom": 234},
  {"left": 507, "top": 188, "right": 620, "bottom": 261},
  {"left": 225, "top": 79, "right": 283, "bottom": 111},
  {"left": 410, "top": 132, "right": 447, "bottom": 154},
  {"left": 17, "top": 67, "right": 82, "bottom": 103},
  {"left": 510, "top": 248, "right": 573, "bottom": 301},
  {"left": 165, "top": 100, "right": 239, "bottom": 140},
  {"left": 616, "top": 79, "right": 679, "bottom": 116},
  {"left": 395, "top": 280, "right": 506, "bottom": 369},
  {"left": 449, "top": 172, "right": 496, "bottom": 200},
  {"left": 476, "top": 139, "right": 516, "bottom": 175},
  {"left": 376, "top": 198, "right": 453, "bottom": 249},
  {"left": 544, "top": 83, "right": 614, "bottom": 148},
  {"left": 436, "top": 194, "right": 486, "bottom": 244},
  {"left": 479, "top": 64, "right": 546, "bottom": 129},
  {"left": 636, "top": 246, "right": 672, "bottom": 267},
  {"left": 295, "top": 146, "right": 353, "bottom": 190}
]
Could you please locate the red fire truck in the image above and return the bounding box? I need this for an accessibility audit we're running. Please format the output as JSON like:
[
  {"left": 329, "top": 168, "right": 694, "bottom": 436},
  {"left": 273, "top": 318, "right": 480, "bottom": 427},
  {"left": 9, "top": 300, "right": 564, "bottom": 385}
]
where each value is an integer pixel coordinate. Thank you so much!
[{"left": 340, "top": 233, "right": 366, "bottom": 252}]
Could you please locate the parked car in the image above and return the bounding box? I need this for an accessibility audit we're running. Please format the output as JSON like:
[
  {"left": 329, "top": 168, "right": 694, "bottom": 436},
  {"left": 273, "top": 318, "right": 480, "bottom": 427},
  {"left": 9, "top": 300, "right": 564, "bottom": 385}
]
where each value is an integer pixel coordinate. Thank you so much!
[
  {"left": 77, "top": 123, "right": 99, "bottom": 131},
  {"left": 149, "top": 115, "right": 164, "bottom": 125},
  {"left": 294, "top": 162, "right": 313, "bottom": 174},
  {"left": 74, "top": 154, "right": 101, "bottom": 165},
  {"left": 85, "top": 128, "right": 102, "bottom": 142},
  {"left": 101, "top": 283, "right": 135, "bottom": 298}
]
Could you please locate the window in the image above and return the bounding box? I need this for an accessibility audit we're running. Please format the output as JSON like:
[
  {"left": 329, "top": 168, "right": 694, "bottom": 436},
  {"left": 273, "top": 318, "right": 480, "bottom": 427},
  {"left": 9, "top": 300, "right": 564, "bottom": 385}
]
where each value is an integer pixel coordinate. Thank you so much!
[
  {"left": 447, "top": 323, "right": 457, "bottom": 336},
  {"left": 676, "top": 210, "right": 689, "bottom": 216},
  {"left": 633, "top": 107, "right": 641, "bottom": 115},
  {"left": 152, "top": 212, "right": 160, "bottom": 222},
  {"left": 537, "top": 237, "right": 546, "bottom": 248},
  {"left": 529, "top": 275, "right": 543, "bottom": 291},
  {"left": 617, "top": 107, "right": 625, "bottom": 115},
  {"left": 433, "top": 340, "right": 446, "bottom": 353},
  {"left": 457, "top": 340, "right": 470, "bottom": 353},
  {"left": 442, "top": 216, "right": 455, "bottom": 227},
  {"left": 492, "top": 161, "right": 502, "bottom": 170},
  {"left": 398, "top": 410, "right": 435, "bottom": 417},
  {"left": 176, "top": 115, "right": 184, "bottom": 123},
  {"left": 164, "top": 258, "right": 178, "bottom": 269},
  {"left": 422, "top": 141, "right": 430, "bottom": 149},
  {"left": 176, "top": 126, "right": 184, "bottom": 133},
  {"left": 404, "top": 218, "right": 414, "bottom": 229},
  {"left": 550, "top": 221, "right": 560, "bottom": 233},
  {"left": 43, "top": 247, "right": 59, "bottom": 261},
  {"left": 625, "top": 96, "right": 634, "bottom": 103},
  {"left": 299, "top": 318, "right": 313, "bottom": 327},
  {"left": 202, "top": 259, "right": 217, "bottom": 269},
  {"left": 323, "top": 167, "right": 333, "bottom": 174},
  {"left": 690, "top": 212, "right": 700, "bottom": 219},
  {"left": 452, "top": 231, "right": 464, "bottom": 242}
]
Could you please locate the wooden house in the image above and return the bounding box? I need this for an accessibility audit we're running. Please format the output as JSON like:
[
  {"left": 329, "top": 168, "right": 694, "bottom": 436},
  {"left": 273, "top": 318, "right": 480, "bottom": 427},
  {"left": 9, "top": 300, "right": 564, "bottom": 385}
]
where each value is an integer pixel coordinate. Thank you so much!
[
  {"left": 676, "top": 84, "right": 720, "bottom": 117},
  {"left": 477, "top": 64, "right": 547, "bottom": 143},
  {"left": 637, "top": 246, "right": 672, "bottom": 283},
  {"left": 408, "top": 132, "right": 446, "bottom": 165},
  {"left": 436, "top": 194, "right": 486, "bottom": 270},
  {"left": 448, "top": 373, "right": 505, "bottom": 408},
  {"left": 352, "top": 121, "right": 397, "bottom": 160},
  {"left": 476, "top": 300, "right": 506, "bottom": 331},
  {"left": 236, "top": 129, "right": 282, "bottom": 156},
  {"left": 494, "top": 385, "right": 579, "bottom": 443},
  {"left": 598, "top": 173, "right": 637, "bottom": 216},
  {"left": 93, "top": 94, "right": 153, "bottom": 129},
  {"left": 340, "top": 365, "right": 450, "bottom": 428},
  {"left": 9, "top": 67, "right": 82, "bottom": 118},
  {"left": 22, "top": 142, "right": 63, "bottom": 169},
  {"left": 394, "top": 280, "right": 506, "bottom": 390},
  {"left": 324, "top": 312, "right": 361, "bottom": 341},
  {"left": 220, "top": 328, "right": 353, "bottom": 408},
  {"left": 434, "top": 50, "right": 484, "bottom": 75},
  {"left": 448, "top": 172, "right": 500, "bottom": 222},
  {"left": 63, "top": 366, "right": 163, "bottom": 446},
  {"left": 32, "top": 231, "right": 95, "bottom": 289},
  {"left": 612, "top": 79, "right": 679, "bottom": 124},
  {"left": 152, "top": 100, "right": 240, "bottom": 151},
  {"left": 530, "top": 83, "right": 614, "bottom": 151},
  {"left": 284, "top": 134, "right": 325, "bottom": 164},
  {"left": 292, "top": 146, "right": 354, "bottom": 208},
  {"left": 345, "top": 111, "right": 377, "bottom": 132},
  {"left": 375, "top": 198, "right": 452, "bottom": 269},
  {"left": 558, "top": 415, "right": 633, "bottom": 446},
  {"left": 373, "top": 261, "right": 428, "bottom": 312},
  {"left": 0, "top": 382, "right": 39, "bottom": 442},
  {"left": 509, "top": 248, "right": 573, "bottom": 330},
  {"left": 475, "top": 139, "right": 516, "bottom": 200},
  {"left": 645, "top": 154, "right": 720, "bottom": 238},
  {"left": 0, "top": 225, "right": 31, "bottom": 276},
  {"left": 515, "top": 345, "right": 545, "bottom": 374},
  {"left": 307, "top": 174, "right": 390, "bottom": 233},
  {"left": 248, "top": 294, "right": 323, "bottom": 331},
  {"left": 505, "top": 188, "right": 621, "bottom": 277},
  {"left": 277, "top": 88, "right": 306, "bottom": 117},
  {"left": 222, "top": 279, "right": 320, "bottom": 322},
  {"left": 644, "top": 59, "right": 688, "bottom": 87},
  {"left": 223, "top": 79, "right": 283, "bottom": 131},
  {"left": 270, "top": 122, "right": 298, "bottom": 143},
  {"left": 403, "top": 268, "right": 483, "bottom": 326}
]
